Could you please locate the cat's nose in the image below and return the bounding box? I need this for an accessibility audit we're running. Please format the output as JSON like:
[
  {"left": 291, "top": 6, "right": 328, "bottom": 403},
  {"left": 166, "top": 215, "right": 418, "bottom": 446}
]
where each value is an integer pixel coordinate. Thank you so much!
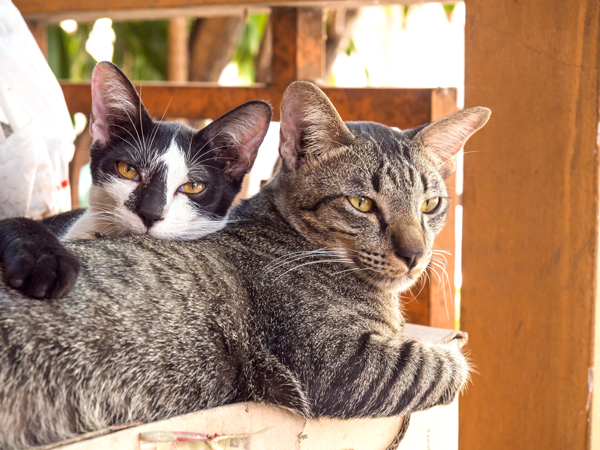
[
  {"left": 395, "top": 248, "right": 423, "bottom": 270},
  {"left": 138, "top": 210, "right": 164, "bottom": 228}
]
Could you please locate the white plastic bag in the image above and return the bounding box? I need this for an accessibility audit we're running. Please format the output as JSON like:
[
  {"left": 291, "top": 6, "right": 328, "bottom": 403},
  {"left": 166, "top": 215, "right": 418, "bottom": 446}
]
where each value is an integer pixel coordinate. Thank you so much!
[{"left": 0, "top": 0, "right": 75, "bottom": 219}]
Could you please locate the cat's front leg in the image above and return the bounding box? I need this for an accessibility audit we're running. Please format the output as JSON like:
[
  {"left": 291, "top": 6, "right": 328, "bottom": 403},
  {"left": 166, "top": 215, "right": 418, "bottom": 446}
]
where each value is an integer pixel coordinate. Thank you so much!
[
  {"left": 0, "top": 218, "right": 80, "bottom": 299},
  {"left": 305, "top": 333, "right": 470, "bottom": 419}
]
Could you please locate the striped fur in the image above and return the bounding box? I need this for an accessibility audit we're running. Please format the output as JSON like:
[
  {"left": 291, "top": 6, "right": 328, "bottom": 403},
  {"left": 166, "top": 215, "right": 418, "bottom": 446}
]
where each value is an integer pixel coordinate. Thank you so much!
[{"left": 0, "top": 82, "right": 490, "bottom": 449}]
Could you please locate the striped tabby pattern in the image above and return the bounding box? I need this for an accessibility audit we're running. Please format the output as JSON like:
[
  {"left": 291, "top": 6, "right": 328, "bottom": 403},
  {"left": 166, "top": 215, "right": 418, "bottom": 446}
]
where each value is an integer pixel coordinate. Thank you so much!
[{"left": 0, "top": 82, "right": 490, "bottom": 449}]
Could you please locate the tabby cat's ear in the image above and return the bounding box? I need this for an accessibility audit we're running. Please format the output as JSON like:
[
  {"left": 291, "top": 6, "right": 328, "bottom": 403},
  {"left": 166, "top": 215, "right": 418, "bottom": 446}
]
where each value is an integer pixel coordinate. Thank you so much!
[
  {"left": 201, "top": 100, "right": 272, "bottom": 183},
  {"left": 414, "top": 106, "right": 491, "bottom": 179},
  {"left": 279, "top": 81, "right": 355, "bottom": 171},
  {"left": 89, "top": 61, "right": 152, "bottom": 147}
]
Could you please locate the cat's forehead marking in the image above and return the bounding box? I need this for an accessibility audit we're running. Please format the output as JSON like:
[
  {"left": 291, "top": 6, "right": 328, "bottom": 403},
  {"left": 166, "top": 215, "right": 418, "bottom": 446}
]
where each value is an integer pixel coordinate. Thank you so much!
[
  {"left": 161, "top": 137, "right": 189, "bottom": 196},
  {"left": 347, "top": 122, "right": 441, "bottom": 202}
]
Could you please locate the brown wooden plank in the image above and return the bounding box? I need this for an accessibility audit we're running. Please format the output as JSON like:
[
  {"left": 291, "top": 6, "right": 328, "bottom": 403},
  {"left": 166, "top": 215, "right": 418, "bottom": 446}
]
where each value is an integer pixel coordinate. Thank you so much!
[
  {"left": 428, "top": 88, "right": 458, "bottom": 330},
  {"left": 296, "top": 8, "right": 325, "bottom": 82},
  {"left": 15, "top": 0, "right": 442, "bottom": 22},
  {"left": 167, "top": 18, "right": 189, "bottom": 83},
  {"left": 461, "top": 0, "right": 600, "bottom": 449},
  {"left": 59, "top": 82, "right": 437, "bottom": 128},
  {"left": 270, "top": 8, "right": 298, "bottom": 87}
]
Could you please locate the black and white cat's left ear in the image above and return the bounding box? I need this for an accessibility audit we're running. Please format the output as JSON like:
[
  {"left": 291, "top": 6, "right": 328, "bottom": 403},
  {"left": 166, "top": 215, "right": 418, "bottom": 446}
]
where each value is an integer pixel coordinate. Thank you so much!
[
  {"left": 415, "top": 107, "right": 491, "bottom": 179},
  {"left": 89, "top": 61, "right": 152, "bottom": 147},
  {"left": 201, "top": 100, "right": 272, "bottom": 183}
]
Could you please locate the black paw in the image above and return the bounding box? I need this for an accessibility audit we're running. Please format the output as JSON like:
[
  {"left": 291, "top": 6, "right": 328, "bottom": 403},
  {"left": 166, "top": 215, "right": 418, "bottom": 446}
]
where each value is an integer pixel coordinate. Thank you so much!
[
  {"left": 0, "top": 218, "right": 80, "bottom": 300},
  {"left": 4, "top": 240, "right": 80, "bottom": 299}
]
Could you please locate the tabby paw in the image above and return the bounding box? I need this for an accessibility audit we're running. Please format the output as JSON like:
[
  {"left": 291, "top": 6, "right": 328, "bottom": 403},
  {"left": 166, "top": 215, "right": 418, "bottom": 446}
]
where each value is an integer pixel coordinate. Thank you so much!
[{"left": 3, "top": 239, "right": 80, "bottom": 300}]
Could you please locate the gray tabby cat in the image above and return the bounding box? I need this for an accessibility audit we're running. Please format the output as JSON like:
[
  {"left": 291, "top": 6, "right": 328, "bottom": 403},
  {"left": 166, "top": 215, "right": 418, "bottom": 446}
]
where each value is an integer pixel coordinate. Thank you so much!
[{"left": 0, "top": 82, "right": 490, "bottom": 450}]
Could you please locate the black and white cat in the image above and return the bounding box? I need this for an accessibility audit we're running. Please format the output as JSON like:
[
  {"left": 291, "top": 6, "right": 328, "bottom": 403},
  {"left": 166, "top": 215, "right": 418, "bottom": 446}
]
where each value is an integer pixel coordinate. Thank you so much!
[
  {"left": 65, "top": 61, "right": 271, "bottom": 241},
  {"left": 0, "top": 61, "right": 271, "bottom": 299}
]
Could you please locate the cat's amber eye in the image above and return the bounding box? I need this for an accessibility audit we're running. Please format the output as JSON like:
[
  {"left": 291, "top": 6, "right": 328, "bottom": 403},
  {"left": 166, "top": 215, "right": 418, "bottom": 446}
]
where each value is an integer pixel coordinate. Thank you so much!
[
  {"left": 117, "top": 162, "right": 140, "bottom": 180},
  {"left": 348, "top": 196, "right": 373, "bottom": 213},
  {"left": 179, "top": 182, "right": 206, "bottom": 194},
  {"left": 421, "top": 197, "right": 440, "bottom": 213}
]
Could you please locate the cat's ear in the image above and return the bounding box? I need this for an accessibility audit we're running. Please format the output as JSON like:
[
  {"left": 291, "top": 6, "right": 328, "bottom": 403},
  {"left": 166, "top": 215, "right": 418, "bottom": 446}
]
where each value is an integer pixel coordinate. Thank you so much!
[
  {"left": 279, "top": 81, "right": 355, "bottom": 171},
  {"left": 414, "top": 106, "right": 491, "bottom": 179},
  {"left": 89, "top": 61, "right": 152, "bottom": 147},
  {"left": 201, "top": 100, "right": 272, "bottom": 183}
]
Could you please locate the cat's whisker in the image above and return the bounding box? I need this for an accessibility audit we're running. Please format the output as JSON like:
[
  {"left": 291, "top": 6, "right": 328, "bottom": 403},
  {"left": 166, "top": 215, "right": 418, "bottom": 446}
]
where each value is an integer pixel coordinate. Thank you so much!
[
  {"left": 273, "top": 258, "right": 354, "bottom": 282},
  {"left": 331, "top": 266, "right": 374, "bottom": 276},
  {"left": 263, "top": 249, "right": 351, "bottom": 274},
  {"left": 138, "top": 85, "right": 148, "bottom": 156},
  {"left": 147, "top": 97, "right": 172, "bottom": 153}
]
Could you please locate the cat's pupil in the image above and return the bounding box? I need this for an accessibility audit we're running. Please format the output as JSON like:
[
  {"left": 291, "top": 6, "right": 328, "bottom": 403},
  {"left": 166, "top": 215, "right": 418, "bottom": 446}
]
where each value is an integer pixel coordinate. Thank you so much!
[{"left": 358, "top": 197, "right": 364, "bottom": 207}]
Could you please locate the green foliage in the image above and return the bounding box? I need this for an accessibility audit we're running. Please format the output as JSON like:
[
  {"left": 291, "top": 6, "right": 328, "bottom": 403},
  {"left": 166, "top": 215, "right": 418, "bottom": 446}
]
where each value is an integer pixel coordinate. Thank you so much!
[
  {"left": 47, "top": 20, "right": 169, "bottom": 82},
  {"left": 112, "top": 21, "right": 168, "bottom": 81},
  {"left": 231, "top": 14, "right": 269, "bottom": 84},
  {"left": 443, "top": 4, "right": 456, "bottom": 19},
  {"left": 47, "top": 23, "right": 95, "bottom": 81}
]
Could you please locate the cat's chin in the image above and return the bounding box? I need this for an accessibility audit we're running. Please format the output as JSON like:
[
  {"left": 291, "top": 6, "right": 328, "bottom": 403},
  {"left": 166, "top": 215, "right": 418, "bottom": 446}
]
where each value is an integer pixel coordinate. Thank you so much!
[{"left": 359, "top": 272, "right": 420, "bottom": 293}]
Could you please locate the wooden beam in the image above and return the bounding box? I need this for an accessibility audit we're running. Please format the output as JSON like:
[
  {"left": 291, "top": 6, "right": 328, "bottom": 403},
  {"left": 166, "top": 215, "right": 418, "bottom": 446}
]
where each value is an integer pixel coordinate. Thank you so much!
[
  {"left": 59, "top": 81, "right": 438, "bottom": 128},
  {"left": 461, "top": 0, "right": 600, "bottom": 449},
  {"left": 14, "top": 0, "right": 452, "bottom": 23}
]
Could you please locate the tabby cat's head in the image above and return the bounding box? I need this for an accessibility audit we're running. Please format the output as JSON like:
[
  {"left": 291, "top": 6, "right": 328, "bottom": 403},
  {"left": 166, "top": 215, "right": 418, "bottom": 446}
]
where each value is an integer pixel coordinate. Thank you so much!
[
  {"left": 87, "top": 61, "right": 271, "bottom": 240},
  {"left": 274, "top": 82, "right": 490, "bottom": 292}
]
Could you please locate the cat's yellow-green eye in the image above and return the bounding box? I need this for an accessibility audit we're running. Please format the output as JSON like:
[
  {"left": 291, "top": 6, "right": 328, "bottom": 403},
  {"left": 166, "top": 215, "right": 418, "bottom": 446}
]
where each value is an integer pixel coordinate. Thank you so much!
[
  {"left": 348, "top": 196, "right": 373, "bottom": 213},
  {"left": 180, "top": 182, "right": 206, "bottom": 194},
  {"left": 117, "top": 161, "right": 139, "bottom": 180},
  {"left": 421, "top": 197, "right": 440, "bottom": 213}
]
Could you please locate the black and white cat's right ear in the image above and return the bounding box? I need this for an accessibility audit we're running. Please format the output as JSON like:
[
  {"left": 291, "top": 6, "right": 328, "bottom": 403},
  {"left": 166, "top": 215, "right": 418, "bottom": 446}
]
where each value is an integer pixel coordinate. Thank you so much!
[
  {"left": 414, "top": 107, "right": 491, "bottom": 179},
  {"left": 89, "top": 61, "right": 152, "bottom": 147},
  {"left": 279, "top": 81, "right": 355, "bottom": 171}
]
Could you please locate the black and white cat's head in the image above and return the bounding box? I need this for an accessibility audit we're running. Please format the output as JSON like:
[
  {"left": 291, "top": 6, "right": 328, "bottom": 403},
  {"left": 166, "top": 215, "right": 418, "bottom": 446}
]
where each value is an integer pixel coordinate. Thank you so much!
[
  {"left": 274, "top": 82, "right": 490, "bottom": 292},
  {"left": 69, "top": 61, "right": 271, "bottom": 241}
]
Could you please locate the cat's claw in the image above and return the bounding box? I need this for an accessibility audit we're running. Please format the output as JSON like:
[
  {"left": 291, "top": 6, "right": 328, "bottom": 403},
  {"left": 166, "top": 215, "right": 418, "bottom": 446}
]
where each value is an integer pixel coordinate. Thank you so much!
[{"left": 0, "top": 219, "right": 80, "bottom": 300}]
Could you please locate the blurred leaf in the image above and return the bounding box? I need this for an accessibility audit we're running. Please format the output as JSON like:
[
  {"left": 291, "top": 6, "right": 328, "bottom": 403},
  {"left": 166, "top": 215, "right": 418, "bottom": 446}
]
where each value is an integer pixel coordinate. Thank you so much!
[
  {"left": 47, "top": 23, "right": 95, "bottom": 81},
  {"left": 443, "top": 4, "right": 456, "bottom": 20},
  {"left": 231, "top": 13, "right": 268, "bottom": 84},
  {"left": 112, "top": 21, "right": 168, "bottom": 81}
]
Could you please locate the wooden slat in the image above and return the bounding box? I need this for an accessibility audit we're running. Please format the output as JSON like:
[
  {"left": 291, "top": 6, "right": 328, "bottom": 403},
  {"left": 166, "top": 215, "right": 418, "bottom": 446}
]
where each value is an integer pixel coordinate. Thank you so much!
[
  {"left": 270, "top": 8, "right": 298, "bottom": 87},
  {"left": 14, "top": 0, "right": 446, "bottom": 23},
  {"left": 59, "top": 82, "right": 438, "bottom": 128},
  {"left": 428, "top": 88, "right": 458, "bottom": 330},
  {"left": 296, "top": 8, "right": 325, "bottom": 82},
  {"left": 404, "top": 88, "right": 458, "bottom": 328},
  {"left": 461, "top": 0, "right": 600, "bottom": 449}
]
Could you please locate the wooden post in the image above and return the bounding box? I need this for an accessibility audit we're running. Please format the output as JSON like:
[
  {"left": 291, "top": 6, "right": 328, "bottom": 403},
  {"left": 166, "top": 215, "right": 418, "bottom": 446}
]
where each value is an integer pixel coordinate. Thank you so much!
[
  {"left": 404, "top": 88, "right": 458, "bottom": 329},
  {"left": 461, "top": 1, "right": 600, "bottom": 449},
  {"left": 168, "top": 17, "right": 188, "bottom": 82},
  {"left": 270, "top": 7, "right": 324, "bottom": 86}
]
